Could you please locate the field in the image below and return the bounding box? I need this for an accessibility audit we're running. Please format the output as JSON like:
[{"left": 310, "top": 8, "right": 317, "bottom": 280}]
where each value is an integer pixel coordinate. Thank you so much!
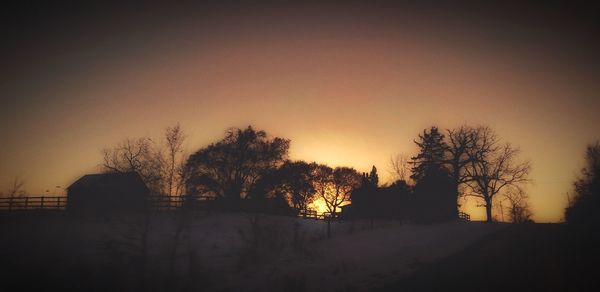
[
  {"left": 379, "top": 223, "right": 599, "bottom": 291},
  {"left": 0, "top": 213, "right": 595, "bottom": 291}
]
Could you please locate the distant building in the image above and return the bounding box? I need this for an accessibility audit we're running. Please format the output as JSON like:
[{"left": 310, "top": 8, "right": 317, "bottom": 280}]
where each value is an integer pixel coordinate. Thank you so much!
[
  {"left": 344, "top": 182, "right": 416, "bottom": 220},
  {"left": 344, "top": 176, "right": 458, "bottom": 222},
  {"left": 66, "top": 172, "right": 150, "bottom": 216}
]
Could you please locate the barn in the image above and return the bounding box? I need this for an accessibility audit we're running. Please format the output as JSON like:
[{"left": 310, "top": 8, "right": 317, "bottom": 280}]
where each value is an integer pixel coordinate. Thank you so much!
[{"left": 66, "top": 172, "right": 150, "bottom": 216}]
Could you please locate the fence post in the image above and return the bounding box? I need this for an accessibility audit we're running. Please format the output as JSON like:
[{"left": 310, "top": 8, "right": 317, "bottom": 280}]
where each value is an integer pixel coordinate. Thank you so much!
[
  {"left": 40, "top": 196, "right": 45, "bottom": 209},
  {"left": 8, "top": 197, "right": 14, "bottom": 212},
  {"left": 57, "top": 197, "right": 61, "bottom": 210},
  {"left": 326, "top": 213, "right": 331, "bottom": 238},
  {"left": 24, "top": 197, "right": 29, "bottom": 210}
]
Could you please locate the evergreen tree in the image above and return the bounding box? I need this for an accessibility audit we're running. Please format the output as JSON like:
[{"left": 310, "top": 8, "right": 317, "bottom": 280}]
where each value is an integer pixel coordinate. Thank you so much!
[
  {"left": 410, "top": 126, "right": 456, "bottom": 221},
  {"left": 410, "top": 127, "right": 448, "bottom": 182},
  {"left": 369, "top": 165, "right": 379, "bottom": 187}
]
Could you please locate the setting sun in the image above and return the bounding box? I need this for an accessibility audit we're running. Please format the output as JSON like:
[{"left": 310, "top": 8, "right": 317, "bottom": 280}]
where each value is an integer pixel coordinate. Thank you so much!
[{"left": 309, "top": 197, "right": 350, "bottom": 215}]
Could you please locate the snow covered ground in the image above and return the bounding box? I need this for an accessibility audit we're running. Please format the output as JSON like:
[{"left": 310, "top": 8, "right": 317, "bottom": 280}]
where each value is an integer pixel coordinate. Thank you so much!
[
  {"left": 152, "top": 213, "right": 504, "bottom": 291},
  {"left": 0, "top": 213, "right": 505, "bottom": 291}
]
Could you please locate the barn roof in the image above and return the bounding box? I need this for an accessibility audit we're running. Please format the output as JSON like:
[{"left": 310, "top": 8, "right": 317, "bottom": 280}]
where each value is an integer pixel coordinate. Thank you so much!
[{"left": 67, "top": 172, "right": 149, "bottom": 192}]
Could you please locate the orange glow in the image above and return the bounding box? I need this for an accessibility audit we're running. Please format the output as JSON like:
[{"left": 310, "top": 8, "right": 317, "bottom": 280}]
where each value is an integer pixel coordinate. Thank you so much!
[
  {"left": 308, "top": 196, "right": 351, "bottom": 215},
  {"left": 2, "top": 3, "right": 598, "bottom": 224},
  {"left": 309, "top": 198, "right": 330, "bottom": 214}
]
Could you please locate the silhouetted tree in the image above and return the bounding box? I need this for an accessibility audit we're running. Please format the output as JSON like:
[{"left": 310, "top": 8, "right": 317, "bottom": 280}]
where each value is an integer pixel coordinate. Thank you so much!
[
  {"left": 410, "top": 126, "right": 456, "bottom": 221},
  {"left": 243, "top": 165, "right": 299, "bottom": 215},
  {"left": 410, "top": 127, "right": 448, "bottom": 182},
  {"left": 246, "top": 167, "right": 283, "bottom": 200},
  {"left": 101, "top": 124, "right": 189, "bottom": 197},
  {"left": 278, "top": 160, "right": 317, "bottom": 213},
  {"left": 504, "top": 189, "right": 533, "bottom": 223},
  {"left": 327, "top": 167, "right": 361, "bottom": 215},
  {"left": 463, "top": 127, "right": 531, "bottom": 222},
  {"left": 184, "top": 126, "right": 290, "bottom": 202},
  {"left": 0, "top": 178, "right": 27, "bottom": 198},
  {"left": 369, "top": 165, "right": 379, "bottom": 187},
  {"left": 313, "top": 164, "right": 334, "bottom": 210},
  {"left": 445, "top": 126, "right": 477, "bottom": 210},
  {"left": 162, "top": 123, "right": 187, "bottom": 197},
  {"left": 389, "top": 153, "right": 411, "bottom": 183},
  {"left": 157, "top": 126, "right": 193, "bottom": 286},
  {"left": 312, "top": 165, "right": 361, "bottom": 215},
  {"left": 565, "top": 142, "right": 600, "bottom": 227},
  {"left": 312, "top": 164, "right": 360, "bottom": 237},
  {"left": 102, "top": 137, "right": 164, "bottom": 195}
]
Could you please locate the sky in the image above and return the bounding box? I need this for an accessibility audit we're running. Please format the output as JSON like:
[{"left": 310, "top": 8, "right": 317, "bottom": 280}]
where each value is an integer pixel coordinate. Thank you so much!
[{"left": 1, "top": 1, "right": 599, "bottom": 222}]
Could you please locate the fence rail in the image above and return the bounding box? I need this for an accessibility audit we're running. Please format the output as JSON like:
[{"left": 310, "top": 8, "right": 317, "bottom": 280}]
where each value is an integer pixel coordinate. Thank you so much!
[
  {"left": 0, "top": 196, "right": 66, "bottom": 211},
  {"left": 148, "top": 196, "right": 184, "bottom": 211},
  {"left": 1, "top": 196, "right": 462, "bottom": 223},
  {"left": 147, "top": 195, "right": 216, "bottom": 212},
  {"left": 0, "top": 195, "right": 219, "bottom": 213},
  {"left": 298, "top": 210, "right": 341, "bottom": 220}
]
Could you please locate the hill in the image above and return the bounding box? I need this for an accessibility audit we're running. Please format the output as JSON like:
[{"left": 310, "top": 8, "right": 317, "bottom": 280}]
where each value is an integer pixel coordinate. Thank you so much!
[{"left": 0, "top": 213, "right": 504, "bottom": 291}]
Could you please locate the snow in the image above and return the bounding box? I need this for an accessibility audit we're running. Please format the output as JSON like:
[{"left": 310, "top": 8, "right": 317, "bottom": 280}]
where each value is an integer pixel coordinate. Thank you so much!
[
  {"left": 157, "top": 213, "right": 504, "bottom": 291},
  {"left": 0, "top": 213, "right": 504, "bottom": 291}
]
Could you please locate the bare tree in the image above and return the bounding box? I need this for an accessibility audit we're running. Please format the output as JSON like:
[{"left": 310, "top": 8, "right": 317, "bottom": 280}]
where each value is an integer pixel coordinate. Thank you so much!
[
  {"left": 312, "top": 164, "right": 360, "bottom": 238},
  {"left": 277, "top": 160, "right": 317, "bottom": 213},
  {"left": 315, "top": 166, "right": 360, "bottom": 216},
  {"left": 444, "top": 126, "right": 479, "bottom": 214},
  {"left": 102, "top": 124, "right": 189, "bottom": 198},
  {"left": 163, "top": 124, "right": 187, "bottom": 197},
  {"left": 102, "top": 137, "right": 153, "bottom": 172},
  {"left": 99, "top": 124, "right": 194, "bottom": 290},
  {"left": 388, "top": 153, "right": 411, "bottom": 183},
  {"left": 1, "top": 178, "right": 27, "bottom": 198},
  {"left": 503, "top": 189, "right": 533, "bottom": 223},
  {"left": 312, "top": 164, "right": 334, "bottom": 212},
  {"left": 102, "top": 136, "right": 164, "bottom": 195},
  {"left": 463, "top": 127, "right": 531, "bottom": 222},
  {"left": 445, "top": 126, "right": 477, "bottom": 190}
]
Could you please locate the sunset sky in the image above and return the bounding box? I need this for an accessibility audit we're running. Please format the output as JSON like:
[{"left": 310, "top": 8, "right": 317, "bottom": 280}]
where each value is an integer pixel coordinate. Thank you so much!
[{"left": 2, "top": 1, "right": 599, "bottom": 222}]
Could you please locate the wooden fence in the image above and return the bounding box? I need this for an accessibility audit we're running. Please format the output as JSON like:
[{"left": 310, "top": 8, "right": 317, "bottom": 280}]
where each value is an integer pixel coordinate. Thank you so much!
[
  {"left": 0, "top": 196, "right": 66, "bottom": 212},
  {"left": 298, "top": 210, "right": 341, "bottom": 220},
  {"left": 1, "top": 195, "right": 469, "bottom": 222},
  {"left": 458, "top": 211, "right": 471, "bottom": 221},
  {"left": 149, "top": 196, "right": 184, "bottom": 211},
  {"left": 0, "top": 195, "right": 218, "bottom": 213},
  {"left": 147, "top": 195, "right": 217, "bottom": 212}
]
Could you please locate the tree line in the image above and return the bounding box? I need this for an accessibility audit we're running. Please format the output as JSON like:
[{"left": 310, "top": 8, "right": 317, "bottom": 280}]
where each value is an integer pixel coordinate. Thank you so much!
[
  {"left": 565, "top": 141, "right": 600, "bottom": 229},
  {"left": 101, "top": 124, "right": 537, "bottom": 223}
]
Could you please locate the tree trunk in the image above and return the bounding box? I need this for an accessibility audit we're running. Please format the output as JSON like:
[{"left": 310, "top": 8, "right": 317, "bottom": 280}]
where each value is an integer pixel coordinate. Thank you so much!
[
  {"left": 453, "top": 179, "right": 460, "bottom": 219},
  {"left": 485, "top": 199, "right": 493, "bottom": 223}
]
